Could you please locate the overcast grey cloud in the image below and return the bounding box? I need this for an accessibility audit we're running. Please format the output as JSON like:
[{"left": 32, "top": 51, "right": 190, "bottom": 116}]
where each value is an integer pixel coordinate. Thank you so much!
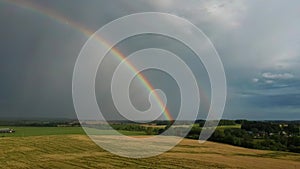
[{"left": 0, "top": 0, "right": 300, "bottom": 120}]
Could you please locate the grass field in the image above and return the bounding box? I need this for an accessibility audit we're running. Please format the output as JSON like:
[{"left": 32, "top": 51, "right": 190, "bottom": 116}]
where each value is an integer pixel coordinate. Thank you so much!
[
  {"left": 215, "top": 124, "right": 241, "bottom": 131},
  {"left": 192, "top": 124, "right": 242, "bottom": 130},
  {"left": 0, "top": 126, "right": 146, "bottom": 137},
  {"left": 0, "top": 127, "right": 300, "bottom": 169}
]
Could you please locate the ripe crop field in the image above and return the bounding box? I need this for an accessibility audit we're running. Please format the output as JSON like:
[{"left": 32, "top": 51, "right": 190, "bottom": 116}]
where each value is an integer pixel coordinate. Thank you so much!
[{"left": 0, "top": 127, "right": 300, "bottom": 169}]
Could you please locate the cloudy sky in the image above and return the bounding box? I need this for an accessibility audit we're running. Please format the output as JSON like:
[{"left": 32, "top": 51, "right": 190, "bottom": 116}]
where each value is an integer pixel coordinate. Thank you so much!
[{"left": 1, "top": 0, "right": 300, "bottom": 120}]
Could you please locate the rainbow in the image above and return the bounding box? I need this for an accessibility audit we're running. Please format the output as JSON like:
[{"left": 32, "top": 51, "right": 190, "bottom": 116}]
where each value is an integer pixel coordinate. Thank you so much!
[{"left": 2, "top": 0, "right": 173, "bottom": 121}]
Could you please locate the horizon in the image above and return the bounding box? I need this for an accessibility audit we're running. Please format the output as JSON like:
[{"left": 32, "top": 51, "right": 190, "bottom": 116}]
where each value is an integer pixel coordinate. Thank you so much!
[{"left": 1, "top": 117, "right": 300, "bottom": 122}]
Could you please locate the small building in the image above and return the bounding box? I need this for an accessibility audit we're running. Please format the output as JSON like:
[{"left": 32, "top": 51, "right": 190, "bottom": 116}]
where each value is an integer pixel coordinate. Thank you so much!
[{"left": 0, "top": 128, "right": 15, "bottom": 133}]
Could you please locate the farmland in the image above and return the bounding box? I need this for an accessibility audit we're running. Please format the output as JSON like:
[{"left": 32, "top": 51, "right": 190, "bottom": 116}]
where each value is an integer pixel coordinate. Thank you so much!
[
  {"left": 0, "top": 126, "right": 146, "bottom": 137},
  {"left": 0, "top": 127, "right": 300, "bottom": 169}
]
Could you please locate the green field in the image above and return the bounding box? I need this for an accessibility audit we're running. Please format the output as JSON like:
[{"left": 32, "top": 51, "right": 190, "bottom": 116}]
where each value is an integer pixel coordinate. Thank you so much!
[
  {"left": 192, "top": 124, "right": 241, "bottom": 129},
  {"left": 0, "top": 126, "right": 146, "bottom": 137},
  {"left": 216, "top": 124, "right": 241, "bottom": 130}
]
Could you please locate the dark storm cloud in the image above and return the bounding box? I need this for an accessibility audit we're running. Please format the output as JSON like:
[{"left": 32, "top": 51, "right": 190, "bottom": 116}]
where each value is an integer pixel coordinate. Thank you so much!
[
  {"left": 0, "top": 0, "right": 142, "bottom": 118},
  {"left": 0, "top": 0, "right": 300, "bottom": 120}
]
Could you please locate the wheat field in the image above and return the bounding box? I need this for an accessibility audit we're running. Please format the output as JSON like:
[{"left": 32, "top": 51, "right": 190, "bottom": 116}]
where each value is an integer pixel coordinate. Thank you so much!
[{"left": 1, "top": 134, "right": 300, "bottom": 169}]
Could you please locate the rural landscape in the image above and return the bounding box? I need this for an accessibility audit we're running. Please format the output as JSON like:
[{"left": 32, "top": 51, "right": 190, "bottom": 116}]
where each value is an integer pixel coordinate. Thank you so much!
[
  {"left": 1, "top": 120, "right": 300, "bottom": 168},
  {"left": 2, "top": 0, "right": 300, "bottom": 168}
]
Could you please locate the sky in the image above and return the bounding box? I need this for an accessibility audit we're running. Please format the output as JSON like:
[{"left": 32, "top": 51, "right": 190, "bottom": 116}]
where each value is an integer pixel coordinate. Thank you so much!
[{"left": 0, "top": 0, "right": 300, "bottom": 120}]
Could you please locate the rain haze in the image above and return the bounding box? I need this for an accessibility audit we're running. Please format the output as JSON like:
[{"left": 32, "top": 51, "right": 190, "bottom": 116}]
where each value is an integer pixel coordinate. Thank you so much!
[{"left": 1, "top": 0, "right": 300, "bottom": 120}]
